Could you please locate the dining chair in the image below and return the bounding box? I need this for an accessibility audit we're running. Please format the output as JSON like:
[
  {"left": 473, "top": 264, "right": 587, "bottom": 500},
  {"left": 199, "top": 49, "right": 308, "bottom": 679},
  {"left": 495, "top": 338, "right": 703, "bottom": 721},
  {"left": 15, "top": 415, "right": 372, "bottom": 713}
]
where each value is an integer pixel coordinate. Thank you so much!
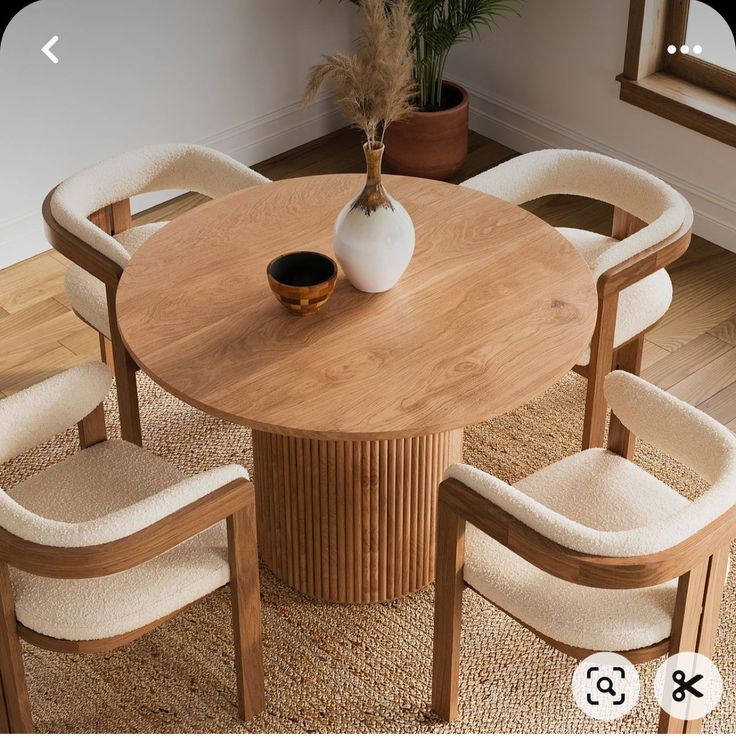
[
  {"left": 432, "top": 370, "right": 736, "bottom": 734},
  {"left": 0, "top": 362, "right": 265, "bottom": 732},
  {"left": 42, "top": 144, "right": 270, "bottom": 446},
  {"left": 462, "top": 149, "right": 693, "bottom": 451}
]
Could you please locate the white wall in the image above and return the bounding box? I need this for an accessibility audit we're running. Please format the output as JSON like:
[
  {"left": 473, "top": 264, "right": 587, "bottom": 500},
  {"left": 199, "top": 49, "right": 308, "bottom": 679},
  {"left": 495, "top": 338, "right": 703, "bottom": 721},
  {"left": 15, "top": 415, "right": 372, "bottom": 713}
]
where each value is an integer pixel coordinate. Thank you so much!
[
  {"left": 0, "top": 0, "right": 356, "bottom": 269},
  {"left": 446, "top": 0, "right": 736, "bottom": 251},
  {"left": 5, "top": 0, "right": 733, "bottom": 268}
]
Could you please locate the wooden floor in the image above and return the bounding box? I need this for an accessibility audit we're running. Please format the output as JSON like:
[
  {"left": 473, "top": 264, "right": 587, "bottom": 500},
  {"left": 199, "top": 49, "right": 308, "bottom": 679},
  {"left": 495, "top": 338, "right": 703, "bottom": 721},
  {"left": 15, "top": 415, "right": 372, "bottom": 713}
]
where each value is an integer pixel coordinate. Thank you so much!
[{"left": 1, "top": 128, "right": 736, "bottom": 432}]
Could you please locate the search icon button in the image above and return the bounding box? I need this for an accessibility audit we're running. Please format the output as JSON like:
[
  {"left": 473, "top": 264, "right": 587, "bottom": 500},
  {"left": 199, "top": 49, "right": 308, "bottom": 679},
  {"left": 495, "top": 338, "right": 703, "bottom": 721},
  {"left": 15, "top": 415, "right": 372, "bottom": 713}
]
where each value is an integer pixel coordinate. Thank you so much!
[{"left": 573, "top": 652, "right": 640, "bottom": 721}]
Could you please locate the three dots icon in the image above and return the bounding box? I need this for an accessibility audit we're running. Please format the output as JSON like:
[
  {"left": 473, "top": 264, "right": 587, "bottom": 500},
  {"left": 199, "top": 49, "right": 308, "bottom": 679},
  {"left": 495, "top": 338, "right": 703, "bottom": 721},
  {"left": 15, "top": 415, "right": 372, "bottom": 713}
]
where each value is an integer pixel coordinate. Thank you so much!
[{"left": 667, "top": 43, "right": 703, "bottom": 54}]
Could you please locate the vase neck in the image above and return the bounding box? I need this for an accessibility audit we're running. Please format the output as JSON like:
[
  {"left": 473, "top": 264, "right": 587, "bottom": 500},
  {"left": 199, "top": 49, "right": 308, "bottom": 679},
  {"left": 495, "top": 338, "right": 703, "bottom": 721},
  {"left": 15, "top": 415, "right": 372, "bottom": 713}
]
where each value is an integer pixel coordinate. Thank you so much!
[
  {"left": 364, "top": 143, "right": 384, "bottom": 187},
  {"left": 351, "top": 143, "right": 393, "bottom": 216}
]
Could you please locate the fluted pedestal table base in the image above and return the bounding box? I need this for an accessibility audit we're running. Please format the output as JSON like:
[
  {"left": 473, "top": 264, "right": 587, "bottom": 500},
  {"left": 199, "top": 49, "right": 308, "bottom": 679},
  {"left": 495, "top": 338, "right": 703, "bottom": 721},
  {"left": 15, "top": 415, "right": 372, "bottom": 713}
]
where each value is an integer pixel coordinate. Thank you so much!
[{"left": 253, "top": 429, "right": 463, "bottom": 603}]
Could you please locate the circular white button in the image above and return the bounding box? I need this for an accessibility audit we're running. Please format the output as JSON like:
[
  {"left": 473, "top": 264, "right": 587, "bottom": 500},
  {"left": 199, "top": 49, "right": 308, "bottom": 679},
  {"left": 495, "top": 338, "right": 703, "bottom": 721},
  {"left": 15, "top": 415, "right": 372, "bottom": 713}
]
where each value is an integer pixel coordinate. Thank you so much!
[
  {"left": 654, "top": 652, "right": 722, "bottom": 722},
  {"left": 667, "top": 44, "right": 677, "bottom": 54},
  {"left": 680, "top": 44, "right": 690, "bottom": 54},
  {"left": 693, "top": 44, "right": 703, "bottom": 55},
  {"left": 572, "top": 652, "right": 640, "bottom": 721}
]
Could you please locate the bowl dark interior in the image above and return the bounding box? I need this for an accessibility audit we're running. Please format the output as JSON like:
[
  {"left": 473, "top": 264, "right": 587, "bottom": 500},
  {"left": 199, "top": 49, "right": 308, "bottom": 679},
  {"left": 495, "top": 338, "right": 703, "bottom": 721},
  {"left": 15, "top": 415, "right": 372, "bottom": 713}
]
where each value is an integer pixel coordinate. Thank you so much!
[{"left": 268, "top": 251, "right": 336, "bottom": 287}]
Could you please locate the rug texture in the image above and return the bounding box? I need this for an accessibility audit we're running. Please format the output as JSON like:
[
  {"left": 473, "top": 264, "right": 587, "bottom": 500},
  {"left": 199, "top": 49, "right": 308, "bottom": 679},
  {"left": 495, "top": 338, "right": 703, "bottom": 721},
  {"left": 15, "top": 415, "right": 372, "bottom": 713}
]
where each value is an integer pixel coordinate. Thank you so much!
[{"left": 1, "top": 372, "right": 734, "bottom": 734}]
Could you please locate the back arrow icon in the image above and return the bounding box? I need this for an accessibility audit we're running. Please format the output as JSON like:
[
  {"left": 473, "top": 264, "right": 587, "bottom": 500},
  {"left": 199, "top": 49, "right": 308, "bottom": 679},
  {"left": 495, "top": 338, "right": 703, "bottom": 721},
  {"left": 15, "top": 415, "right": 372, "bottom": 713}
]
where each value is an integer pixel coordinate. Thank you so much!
[{"left": 42, "top": 36, "right": 59, "bottom": 64}]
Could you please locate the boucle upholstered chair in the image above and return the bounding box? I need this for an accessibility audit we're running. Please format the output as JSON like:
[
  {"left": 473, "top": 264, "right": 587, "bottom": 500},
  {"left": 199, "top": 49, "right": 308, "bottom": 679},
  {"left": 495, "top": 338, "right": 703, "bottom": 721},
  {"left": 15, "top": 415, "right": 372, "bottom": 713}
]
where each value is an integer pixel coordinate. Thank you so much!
[
  {"left": 432, "top": 371, "right": 736, "bottom": 734},
  {"left": 462, "top": 150, "right": 693, "bottom": 452},
  {"left": 0, "top": 363, "right": 264, "bottom": 732},
  {"left": 42, "top": 144, "right": 269, "bottom": 446}
]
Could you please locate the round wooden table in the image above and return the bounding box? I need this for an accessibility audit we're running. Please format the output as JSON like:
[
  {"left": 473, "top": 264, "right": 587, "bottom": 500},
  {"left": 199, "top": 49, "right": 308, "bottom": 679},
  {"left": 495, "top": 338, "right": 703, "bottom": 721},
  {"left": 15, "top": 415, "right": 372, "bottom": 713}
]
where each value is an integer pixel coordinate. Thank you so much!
[{"left": 117, "top": 174, "right": 597, "bottom": 604}]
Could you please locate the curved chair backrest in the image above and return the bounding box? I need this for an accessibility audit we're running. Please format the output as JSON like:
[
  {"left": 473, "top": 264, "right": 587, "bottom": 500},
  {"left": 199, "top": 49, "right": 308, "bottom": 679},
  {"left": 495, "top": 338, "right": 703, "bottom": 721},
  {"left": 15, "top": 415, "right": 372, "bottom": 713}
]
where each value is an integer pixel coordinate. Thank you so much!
[
  {"left": 0, "top": 363, "right": 113, "bottom": 545},
  {"left": 49, "top": 144, "right": 270, "bottom": 269},
  {"left": 445, "top": 371, "right": 736, "bottom": 560},
  {"left": 462, "top": 149, "right": 691, "bottom": 277},
  {"left": 604, "top": 371, "right": 736, "bottom": 555}
]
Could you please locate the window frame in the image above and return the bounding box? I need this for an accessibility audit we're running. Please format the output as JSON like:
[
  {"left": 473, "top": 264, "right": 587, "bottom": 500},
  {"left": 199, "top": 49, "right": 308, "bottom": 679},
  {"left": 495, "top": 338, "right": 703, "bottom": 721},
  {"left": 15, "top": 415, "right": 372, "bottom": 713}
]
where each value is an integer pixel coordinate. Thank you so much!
[
  {"left": 664, "top": 0, "right": 736, "bottom": 99},
  {"left": 619, "top": 0, "right": 736, "bottom": 147}
]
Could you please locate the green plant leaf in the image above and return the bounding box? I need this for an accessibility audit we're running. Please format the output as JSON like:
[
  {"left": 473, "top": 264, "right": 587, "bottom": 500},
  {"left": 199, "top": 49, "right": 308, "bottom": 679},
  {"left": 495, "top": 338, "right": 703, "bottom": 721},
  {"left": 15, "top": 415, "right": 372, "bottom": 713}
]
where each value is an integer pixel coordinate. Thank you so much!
[{"left": 332, "top": 0, "right": 523, "bottom": 110}]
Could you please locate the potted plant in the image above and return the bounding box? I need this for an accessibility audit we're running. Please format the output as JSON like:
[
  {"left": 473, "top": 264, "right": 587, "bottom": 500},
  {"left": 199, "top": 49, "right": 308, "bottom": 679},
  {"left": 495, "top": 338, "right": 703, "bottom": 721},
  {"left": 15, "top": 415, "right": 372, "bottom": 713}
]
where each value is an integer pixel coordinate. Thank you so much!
[
  {"left": 339, "top": 0, "right": 522, "bottom": 179},
  {"left": 303, "top": 0, "right": 418, "bottom": 293}
]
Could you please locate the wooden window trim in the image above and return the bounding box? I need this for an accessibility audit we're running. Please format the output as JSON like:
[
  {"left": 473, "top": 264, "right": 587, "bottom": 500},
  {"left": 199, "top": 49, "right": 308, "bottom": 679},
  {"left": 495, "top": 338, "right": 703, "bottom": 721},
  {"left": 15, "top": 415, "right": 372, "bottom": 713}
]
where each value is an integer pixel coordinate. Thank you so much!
[
  {"left": 664, "top": 0, "right": 736, "bottom": 99},
  {"left": 618, "top": 0, "right": 736, "bottom": 147}
]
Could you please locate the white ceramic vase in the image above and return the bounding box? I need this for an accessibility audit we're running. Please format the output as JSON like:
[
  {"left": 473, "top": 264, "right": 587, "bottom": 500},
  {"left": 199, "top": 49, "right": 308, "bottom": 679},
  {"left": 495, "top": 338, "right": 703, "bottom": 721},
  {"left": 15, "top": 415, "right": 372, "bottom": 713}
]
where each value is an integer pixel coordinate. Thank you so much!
[{"left": 333, "top": 143, "right": 415, "bottom": 293}]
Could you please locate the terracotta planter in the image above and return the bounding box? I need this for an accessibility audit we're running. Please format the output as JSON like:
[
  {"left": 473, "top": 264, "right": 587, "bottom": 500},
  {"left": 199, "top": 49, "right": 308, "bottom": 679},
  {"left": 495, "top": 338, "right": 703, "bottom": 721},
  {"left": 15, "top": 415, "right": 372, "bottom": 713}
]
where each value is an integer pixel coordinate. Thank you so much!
[{"left": 383, "top": 81, "right": 469, "bottom": 181}]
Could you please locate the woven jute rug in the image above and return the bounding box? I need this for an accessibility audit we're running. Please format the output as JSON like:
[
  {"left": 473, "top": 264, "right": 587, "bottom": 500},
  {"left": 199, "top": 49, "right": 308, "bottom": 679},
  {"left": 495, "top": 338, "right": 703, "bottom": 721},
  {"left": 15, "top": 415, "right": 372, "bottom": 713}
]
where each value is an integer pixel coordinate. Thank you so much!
[{"left": 1, "top": 371, "right": 734, "bottom": 734}]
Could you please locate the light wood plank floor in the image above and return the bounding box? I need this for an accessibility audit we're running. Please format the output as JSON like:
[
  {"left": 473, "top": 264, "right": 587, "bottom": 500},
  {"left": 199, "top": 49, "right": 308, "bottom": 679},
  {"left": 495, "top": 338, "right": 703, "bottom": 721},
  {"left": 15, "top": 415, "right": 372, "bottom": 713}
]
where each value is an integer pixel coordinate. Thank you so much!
[{"left": 1, "top": 128, "right": 736, "bottom": 431}]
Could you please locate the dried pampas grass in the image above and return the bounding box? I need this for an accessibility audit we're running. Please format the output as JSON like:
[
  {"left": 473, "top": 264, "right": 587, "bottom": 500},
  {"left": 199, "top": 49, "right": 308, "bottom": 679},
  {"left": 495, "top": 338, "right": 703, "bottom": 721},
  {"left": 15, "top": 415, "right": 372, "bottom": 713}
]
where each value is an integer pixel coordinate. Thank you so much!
[{"left": 303, "top": 0, "right": 415, "bottom": 147}]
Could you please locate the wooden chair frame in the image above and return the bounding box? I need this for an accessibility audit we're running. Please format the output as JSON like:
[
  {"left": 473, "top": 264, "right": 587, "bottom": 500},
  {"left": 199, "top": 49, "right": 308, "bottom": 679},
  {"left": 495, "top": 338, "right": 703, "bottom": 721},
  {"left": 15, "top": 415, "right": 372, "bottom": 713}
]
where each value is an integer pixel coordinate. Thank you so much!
[
  {"left": 431, "top": 411, "right": 733, "bottom": 733},
  {"left": 0, "top": 406, "right": 265, "bottom": 732},
  {"left": 42, "top": 188, "right": 142, "bottom": 445},
  {"left": 575, "top": 205, "right": 693, "bottom": 452}
]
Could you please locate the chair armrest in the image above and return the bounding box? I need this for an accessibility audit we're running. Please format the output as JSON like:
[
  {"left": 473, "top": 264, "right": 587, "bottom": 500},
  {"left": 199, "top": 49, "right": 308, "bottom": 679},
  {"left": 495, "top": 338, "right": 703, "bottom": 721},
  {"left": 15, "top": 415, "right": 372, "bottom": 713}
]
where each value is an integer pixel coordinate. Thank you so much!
[
  {"left": 465, "top": 161, "right": 692, "bottom": 300},
  {"left": 43, "top": 187, "right": 125, "bottom": 286},
  {"left": 44, "top": 146, "right": 271, "bottom": 284},
  {"left": 442, "top": 464, "right": 736, "bottom": 589},
  {"left": 0, "top": 466, "right": 252, "bottom": 578},
  {"left": 0, "top": 363, "right": 112, "bottom": 463},
  {"left": 445, "top": 463, "right": 617, "bottom": 557},
  {"left": 596, "top": 203, "right": 693, "bottom": 297}
]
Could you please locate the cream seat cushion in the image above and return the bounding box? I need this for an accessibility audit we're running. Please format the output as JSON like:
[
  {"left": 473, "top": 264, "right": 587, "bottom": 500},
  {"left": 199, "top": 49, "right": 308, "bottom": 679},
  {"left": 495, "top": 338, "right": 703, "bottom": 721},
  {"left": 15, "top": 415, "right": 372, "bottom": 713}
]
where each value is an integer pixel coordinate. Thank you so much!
[
  {"left": 64, "top": 222, "right": 167, "bottom": 337},
  {"left": 558, "top": 227, "right": 673, "bottom": 365},
  {"left": 463, "top": 448, "right": 687, "bottom": 652},
  {"left": 8, "top": 439, "right": 229, "bottom": 641}
]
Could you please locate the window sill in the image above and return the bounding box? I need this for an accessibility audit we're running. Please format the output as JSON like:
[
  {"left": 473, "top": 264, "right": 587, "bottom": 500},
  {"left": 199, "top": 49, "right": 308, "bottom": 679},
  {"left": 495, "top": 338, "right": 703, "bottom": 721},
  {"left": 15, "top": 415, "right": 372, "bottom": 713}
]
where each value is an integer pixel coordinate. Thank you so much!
[{"left": 617, "top": 72, "right": 736, "bottom": 148}]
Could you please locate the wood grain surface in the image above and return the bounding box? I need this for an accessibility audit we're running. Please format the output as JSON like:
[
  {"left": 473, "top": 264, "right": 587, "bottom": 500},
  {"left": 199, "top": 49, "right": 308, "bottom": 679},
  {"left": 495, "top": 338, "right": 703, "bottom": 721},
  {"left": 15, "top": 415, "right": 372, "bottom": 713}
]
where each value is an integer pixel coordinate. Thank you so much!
[
  {"left": 253, "top": 428, "right": 462, "bottom": 603},
  {"left": 117, "top": 174, "right": 597, "bottom": 440},
  {"left": 4, "top": 128, "right": 733, "bottom": 417}
]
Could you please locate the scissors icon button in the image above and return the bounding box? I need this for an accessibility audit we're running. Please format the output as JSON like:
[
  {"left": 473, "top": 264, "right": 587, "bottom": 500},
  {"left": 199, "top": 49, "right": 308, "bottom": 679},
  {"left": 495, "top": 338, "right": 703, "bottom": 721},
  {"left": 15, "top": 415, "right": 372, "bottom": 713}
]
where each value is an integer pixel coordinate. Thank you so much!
[
  {"left": 672, "top": 670, "right": 704, "bottom": 702},
  {"left": 655, "top": 653, "right": 722, "bottom": 722}
]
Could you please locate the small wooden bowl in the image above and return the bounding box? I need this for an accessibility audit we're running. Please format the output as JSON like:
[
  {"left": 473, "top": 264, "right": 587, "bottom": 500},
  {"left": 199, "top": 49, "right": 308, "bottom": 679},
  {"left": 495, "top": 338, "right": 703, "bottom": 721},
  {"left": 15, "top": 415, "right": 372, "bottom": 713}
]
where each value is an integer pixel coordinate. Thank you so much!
[{"left": 266, "top": 251, "right": 338, "bottom": 316}]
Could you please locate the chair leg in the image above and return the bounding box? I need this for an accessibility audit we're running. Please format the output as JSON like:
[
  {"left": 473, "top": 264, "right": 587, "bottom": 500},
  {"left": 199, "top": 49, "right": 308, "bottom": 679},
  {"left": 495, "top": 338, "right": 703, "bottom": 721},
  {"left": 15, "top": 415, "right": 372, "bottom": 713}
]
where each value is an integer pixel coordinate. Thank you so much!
[
  {"left": 0, "top": 565, "right": 33, "bottom": 733},
  {"left": 227, "top": 491, "right": 265, "bottom": 721},
  {"left": 78, "top": 404, "right": 107, "bottom": 449},
  {"left": 431, "top": 500, "right": 466, "bottom": 721},
  {"left": 607, "top": 334, "right": 645, "bottom": 460},
  {"left": 105, "top": 285, "right": 142, "bottom": 446},
  {"left": 659, "top": 562, "right": 707, "bottom": 734},
  {"left": 659, "top": 548, "right": 729, "bottom": 734},
  {"left": 582, "top": 292, "right": 618, "bottom": 450},
  {"left": 98, "top": 333, "right": 115, "bottom": 375},
  {"left": 0, "top": 678, "right": 10, "bottom": 733},
  {"left": 111, "top": 339, "right": 142, "bottom": 446},
  {"left": 681, "top": 547, "right": 729, "bottom": 734}
]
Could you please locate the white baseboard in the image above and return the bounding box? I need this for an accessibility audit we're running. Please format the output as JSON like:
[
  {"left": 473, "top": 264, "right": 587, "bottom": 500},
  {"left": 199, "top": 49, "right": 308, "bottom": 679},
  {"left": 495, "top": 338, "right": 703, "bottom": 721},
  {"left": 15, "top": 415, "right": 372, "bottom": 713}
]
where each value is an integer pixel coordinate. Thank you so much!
[
  {"left": 132, "top": 92, "right": 344, "bottom": 214},
  {"left": 459, "top": 80, "right": 736, "bottom": 253},
  {"left": 0, "top": 93, "right": 344, "bottom": 270},
  {"left": 11, "top": 79, "right": 730, "bottom": 268}
]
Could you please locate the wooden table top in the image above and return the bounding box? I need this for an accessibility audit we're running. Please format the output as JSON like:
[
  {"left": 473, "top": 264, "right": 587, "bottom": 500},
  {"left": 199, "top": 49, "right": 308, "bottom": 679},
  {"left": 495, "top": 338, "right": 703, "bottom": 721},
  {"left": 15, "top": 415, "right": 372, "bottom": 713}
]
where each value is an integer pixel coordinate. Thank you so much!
[{"left": 117, "top": 174, "right": 597, "bottom": 440}]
